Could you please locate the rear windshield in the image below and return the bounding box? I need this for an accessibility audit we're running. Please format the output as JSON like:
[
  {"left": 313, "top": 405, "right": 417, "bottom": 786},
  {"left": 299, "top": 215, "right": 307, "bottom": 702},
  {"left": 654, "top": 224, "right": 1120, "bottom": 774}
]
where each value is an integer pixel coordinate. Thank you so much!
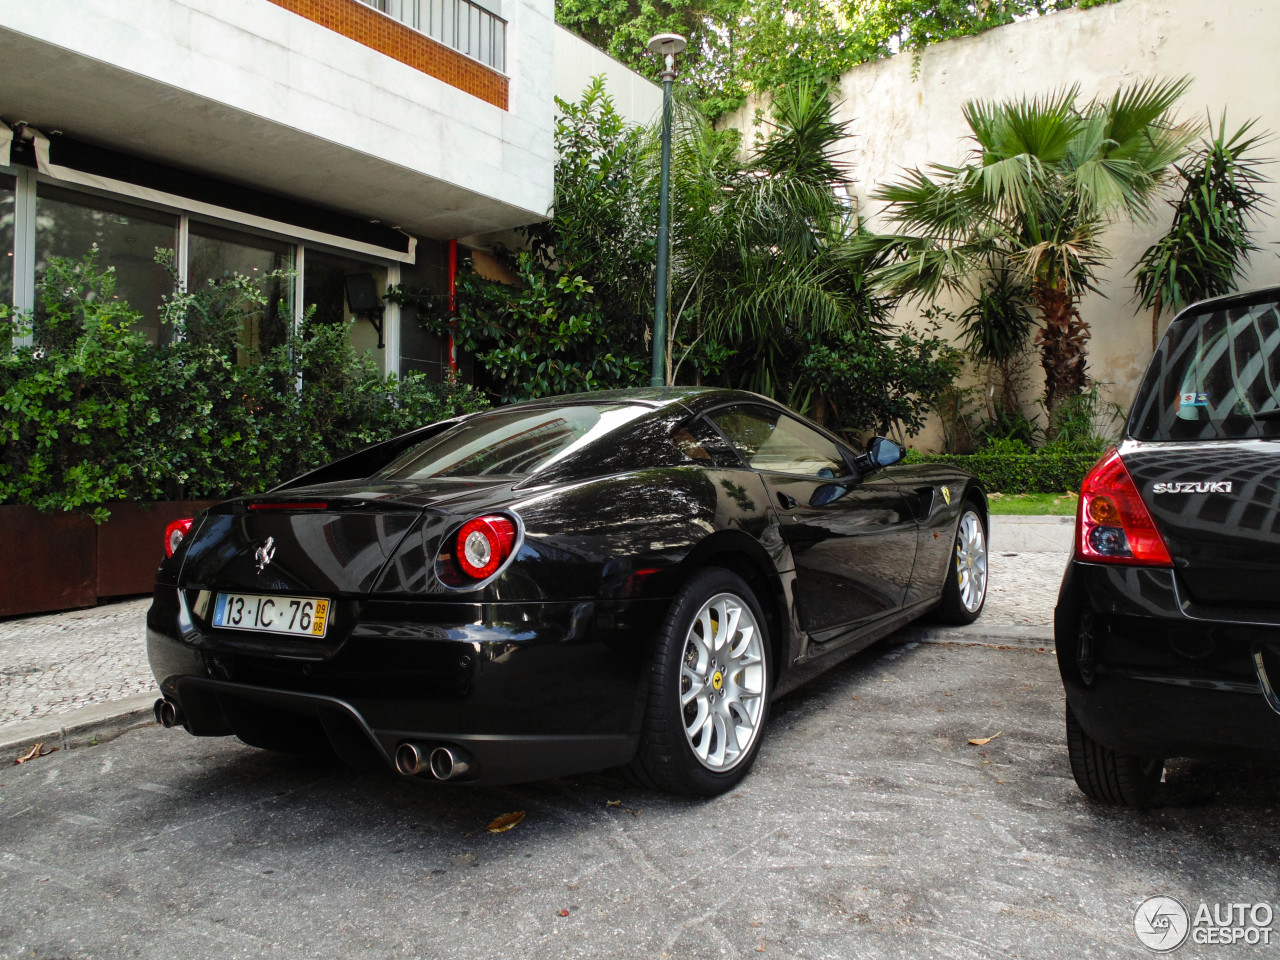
[
  {"left": 1130, "top": 297, "right": 1280, "bottom": 441},
  {"left": 374, "top": 403, "right": 651, "bottom": 481}
]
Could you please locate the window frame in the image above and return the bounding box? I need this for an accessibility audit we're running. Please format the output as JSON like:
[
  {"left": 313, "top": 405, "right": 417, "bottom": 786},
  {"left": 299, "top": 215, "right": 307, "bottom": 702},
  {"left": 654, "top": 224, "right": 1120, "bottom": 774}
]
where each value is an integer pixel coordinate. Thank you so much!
[{"left": 4, "top": 172, "right": 401, "bottom": 367}]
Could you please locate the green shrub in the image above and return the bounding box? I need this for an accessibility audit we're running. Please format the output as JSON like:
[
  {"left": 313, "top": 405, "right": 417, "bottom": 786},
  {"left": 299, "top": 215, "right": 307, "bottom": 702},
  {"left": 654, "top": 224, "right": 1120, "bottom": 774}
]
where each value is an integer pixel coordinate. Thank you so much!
[
  {"left": 407, "top": 250, "right": 648, "bottom": 403},
  {"left": 0, "top": 252, "right": 488, "bottom": 518},
  {"left": 0, "top": 253, "right": 159, "bottom": 521},
  {"left": 906, "top": 449, "right": 1103, "bottom": 495},
  {"left": 799, "top": 321, "right": 963, "bottom": 440}
]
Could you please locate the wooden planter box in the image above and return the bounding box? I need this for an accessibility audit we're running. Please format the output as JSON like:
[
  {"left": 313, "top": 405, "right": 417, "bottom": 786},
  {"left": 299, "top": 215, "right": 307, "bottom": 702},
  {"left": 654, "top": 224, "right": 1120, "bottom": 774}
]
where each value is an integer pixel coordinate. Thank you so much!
[{"left": 0, "top": 500, "right": 219, "bottom": 618}]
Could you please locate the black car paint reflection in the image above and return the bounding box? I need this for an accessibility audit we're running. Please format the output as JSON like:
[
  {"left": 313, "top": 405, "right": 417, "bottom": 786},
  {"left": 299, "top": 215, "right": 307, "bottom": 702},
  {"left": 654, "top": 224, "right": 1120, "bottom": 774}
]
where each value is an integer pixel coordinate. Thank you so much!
[{"left": 147, "top": 387, "right": 983, "bottom": 787}]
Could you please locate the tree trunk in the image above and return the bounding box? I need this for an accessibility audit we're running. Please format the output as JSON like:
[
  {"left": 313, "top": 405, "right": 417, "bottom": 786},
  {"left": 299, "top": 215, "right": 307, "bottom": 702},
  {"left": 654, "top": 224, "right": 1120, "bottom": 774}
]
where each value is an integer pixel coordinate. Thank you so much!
[{"left": 1034, "top": 283, "right": 1090, "bottom": 436}]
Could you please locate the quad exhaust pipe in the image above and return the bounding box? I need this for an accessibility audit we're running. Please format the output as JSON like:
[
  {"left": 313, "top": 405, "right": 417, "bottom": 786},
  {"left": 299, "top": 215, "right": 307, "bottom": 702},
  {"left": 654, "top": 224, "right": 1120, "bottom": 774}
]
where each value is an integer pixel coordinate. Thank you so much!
[
  {"left": 153, "top": 698, "right": 183, "bottom": 729},
  {"left": 395, "top": 741, "right": 474, "bottom": 781}
]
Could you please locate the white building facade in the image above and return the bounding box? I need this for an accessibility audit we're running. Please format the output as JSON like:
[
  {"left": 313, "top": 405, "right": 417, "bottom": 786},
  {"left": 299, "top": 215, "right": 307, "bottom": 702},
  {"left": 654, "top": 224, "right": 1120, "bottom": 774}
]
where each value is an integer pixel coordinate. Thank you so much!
[{"left": 0, "top": 0, "right": 657, "bottom": 379}]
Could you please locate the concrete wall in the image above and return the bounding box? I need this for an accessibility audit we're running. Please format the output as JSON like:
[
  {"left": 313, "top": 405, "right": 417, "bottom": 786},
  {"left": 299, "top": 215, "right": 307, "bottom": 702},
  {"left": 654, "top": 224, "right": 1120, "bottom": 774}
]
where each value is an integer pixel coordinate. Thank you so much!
[
  {"left": 722, "top": 0, "right": 1280, "bottom": 450},
  {"left": 554, "top": 25, "right": 663, "bottom": 126}
]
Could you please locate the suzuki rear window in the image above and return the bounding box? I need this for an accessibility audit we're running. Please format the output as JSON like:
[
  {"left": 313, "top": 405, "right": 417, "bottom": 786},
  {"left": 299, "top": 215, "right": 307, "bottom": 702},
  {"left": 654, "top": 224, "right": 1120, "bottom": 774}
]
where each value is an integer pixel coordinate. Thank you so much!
[
  {"left": 374, "top": 404, "right": 650, "bottom": 480},
  {"left": 1130, "top": 297, "right": 1280, "bottom": 441}
]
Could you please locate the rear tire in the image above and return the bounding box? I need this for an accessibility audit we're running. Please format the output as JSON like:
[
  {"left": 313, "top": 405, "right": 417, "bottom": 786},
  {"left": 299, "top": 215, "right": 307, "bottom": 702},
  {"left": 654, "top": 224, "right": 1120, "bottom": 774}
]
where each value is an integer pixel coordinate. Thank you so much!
[
  {"left": 1065, "top": 703, "right": 1163, "bottom": 808},
  {"left": 936, "top": 504, "right": 988, "bottom": 624},
  {"left": 629, "top": 568, "right": 771, "bottom": 797}
]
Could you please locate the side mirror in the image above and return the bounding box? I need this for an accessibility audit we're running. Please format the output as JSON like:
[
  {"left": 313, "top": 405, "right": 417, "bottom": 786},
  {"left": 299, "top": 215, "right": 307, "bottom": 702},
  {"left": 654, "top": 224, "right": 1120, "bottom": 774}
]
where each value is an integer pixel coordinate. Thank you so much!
[
  {"left": 810, "top": 483, "right": 849, "bottom": 507},
  {"left": 867, "top": 437, "right": 903, "bottom": 469}
]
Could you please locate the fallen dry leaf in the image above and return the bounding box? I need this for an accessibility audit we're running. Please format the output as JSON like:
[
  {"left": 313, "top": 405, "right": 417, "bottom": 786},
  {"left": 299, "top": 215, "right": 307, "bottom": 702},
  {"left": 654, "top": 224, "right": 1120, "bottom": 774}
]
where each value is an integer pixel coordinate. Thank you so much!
[
  {"left": 486, "top": 811, "right": 526, "bottom": 833},
  {"left": 968, "top": 732, "right": 1002, "bottom": 746},
  {"left": 606, "top": 799, "right": 641, "bottom": 818},
  {"left": 14, "top": 743, "right": 58, "bottom": 765}
]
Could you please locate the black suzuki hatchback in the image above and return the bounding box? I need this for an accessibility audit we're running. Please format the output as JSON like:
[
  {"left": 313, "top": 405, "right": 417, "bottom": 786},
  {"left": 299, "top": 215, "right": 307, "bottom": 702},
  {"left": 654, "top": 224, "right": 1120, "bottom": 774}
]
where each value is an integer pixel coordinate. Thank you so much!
[{"left": 1057, "top": 287, "right": 1280, "bottom": 806}]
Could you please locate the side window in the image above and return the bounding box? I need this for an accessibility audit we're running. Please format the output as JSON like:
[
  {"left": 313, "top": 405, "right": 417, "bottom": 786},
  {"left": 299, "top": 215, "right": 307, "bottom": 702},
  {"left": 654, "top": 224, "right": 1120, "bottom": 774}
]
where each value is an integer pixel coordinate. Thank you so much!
[
  {"left": 671, "top": 417, "right": 742, "bottom": 468},
  {"left": 709, "top": 405, "right": 846, "bottom": 478}
]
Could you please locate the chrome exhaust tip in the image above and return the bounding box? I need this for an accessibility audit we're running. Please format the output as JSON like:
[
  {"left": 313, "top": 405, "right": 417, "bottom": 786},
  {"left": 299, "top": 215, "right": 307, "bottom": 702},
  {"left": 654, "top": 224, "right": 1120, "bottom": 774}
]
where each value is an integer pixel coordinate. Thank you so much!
[
  {"left": 394, "top": 742, "right": 475, "bottom": 780},
  {"left": 429, "top": 746, "right": 472, "bottom": 781},
  {"left": 391, "top": 742, "right": 473, "bottom": 783},
  {"left": 153, "top": 698, "right": 182, "bottom": 728},
  {"left": 395, "top": 741, "right": 430, "bottom": 777}
]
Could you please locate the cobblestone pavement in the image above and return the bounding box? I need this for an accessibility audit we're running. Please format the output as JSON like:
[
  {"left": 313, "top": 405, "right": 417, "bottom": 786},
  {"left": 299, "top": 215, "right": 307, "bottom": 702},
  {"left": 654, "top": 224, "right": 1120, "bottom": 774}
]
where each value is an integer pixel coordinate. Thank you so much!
[
  {"left": 0, "top": 598, "right": 153, "bottom": 727},
  {"left": 0, "top": 548, "right": 1070, "bottom": 732},
  {"left": 981, "top": 548, "right": 1066, "bottom": 628}
]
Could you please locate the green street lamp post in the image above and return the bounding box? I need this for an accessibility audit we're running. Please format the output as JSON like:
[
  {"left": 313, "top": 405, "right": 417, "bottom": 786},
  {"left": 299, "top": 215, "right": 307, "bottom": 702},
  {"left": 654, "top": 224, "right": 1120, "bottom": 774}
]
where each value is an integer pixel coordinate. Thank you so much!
[{"left": 647, "top": 32, "right": 686, "bottom": 388}]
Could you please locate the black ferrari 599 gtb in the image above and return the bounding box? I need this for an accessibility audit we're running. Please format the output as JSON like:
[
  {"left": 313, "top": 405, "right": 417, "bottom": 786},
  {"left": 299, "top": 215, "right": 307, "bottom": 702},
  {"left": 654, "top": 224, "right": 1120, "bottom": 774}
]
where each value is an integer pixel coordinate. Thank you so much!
[
  {"left": 149, "top": 388, "right": 986, "bottom": 795},
  {"left": 1058, "top": 288, "right": 1280, "bottom": 806}
]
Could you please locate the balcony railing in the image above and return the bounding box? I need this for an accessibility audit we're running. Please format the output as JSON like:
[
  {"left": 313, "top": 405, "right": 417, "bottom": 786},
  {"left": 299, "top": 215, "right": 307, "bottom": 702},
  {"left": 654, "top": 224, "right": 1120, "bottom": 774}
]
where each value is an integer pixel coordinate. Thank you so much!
[{"left": 357, "top": 0, "right": 506, "bottom": 73}]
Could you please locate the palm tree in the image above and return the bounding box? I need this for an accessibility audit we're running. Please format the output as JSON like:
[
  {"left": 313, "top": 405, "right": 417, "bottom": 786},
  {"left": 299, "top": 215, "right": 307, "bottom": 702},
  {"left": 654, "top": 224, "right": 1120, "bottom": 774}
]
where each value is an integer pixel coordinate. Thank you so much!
[
  {"left": 862, "top": 79, "right": 1197, "bottom": 427},
  {"left": 1133, "top": 114, "right": 1272, "bottom": 349},
  {"left": 662, "top": 80, "right": 884, "bottom": 412}
]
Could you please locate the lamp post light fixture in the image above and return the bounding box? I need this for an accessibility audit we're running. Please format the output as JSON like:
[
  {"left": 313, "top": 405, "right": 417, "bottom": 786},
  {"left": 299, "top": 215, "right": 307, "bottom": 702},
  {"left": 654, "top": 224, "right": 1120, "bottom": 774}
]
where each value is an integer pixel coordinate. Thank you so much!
[{"left": 647, "top": 32, "right": 686, "bottom": 388}]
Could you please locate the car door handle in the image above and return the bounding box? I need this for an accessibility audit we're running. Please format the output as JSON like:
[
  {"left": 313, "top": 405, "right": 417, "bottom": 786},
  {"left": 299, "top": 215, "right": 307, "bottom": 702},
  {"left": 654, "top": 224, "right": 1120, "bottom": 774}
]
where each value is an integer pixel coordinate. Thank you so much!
[{"left": 777, "top": 492, "right": 798, "bottom": 510}]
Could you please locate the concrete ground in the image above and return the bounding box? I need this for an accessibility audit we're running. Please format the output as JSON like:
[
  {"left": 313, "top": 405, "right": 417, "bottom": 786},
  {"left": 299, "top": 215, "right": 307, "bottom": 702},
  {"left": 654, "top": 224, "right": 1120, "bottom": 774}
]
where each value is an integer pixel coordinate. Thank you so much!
[
  {"left": 2, "top": 639, "right": 1277, "bottom": 960},
  {"left": 8, "top": 516, "right": 1274, "bottom": 958}
]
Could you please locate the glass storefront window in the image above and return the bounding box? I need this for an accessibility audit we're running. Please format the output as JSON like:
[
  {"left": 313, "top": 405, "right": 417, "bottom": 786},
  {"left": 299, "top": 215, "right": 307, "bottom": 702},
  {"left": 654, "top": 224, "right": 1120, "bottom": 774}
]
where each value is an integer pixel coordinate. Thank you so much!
[
  {"left": 1, "top": 175, "right": 14, "bottom": 307},
  {"left": 304, "top": 249, "right": 388, "bottom": 371},
  {"left": 34, "top": 185, "right": 177, "bottom": 342},
  {"left": 397, "top": 238, "right": 448, "bottom": 380},
  {"left": 188, "top": 221, "right": 293, "bottom": 360}
]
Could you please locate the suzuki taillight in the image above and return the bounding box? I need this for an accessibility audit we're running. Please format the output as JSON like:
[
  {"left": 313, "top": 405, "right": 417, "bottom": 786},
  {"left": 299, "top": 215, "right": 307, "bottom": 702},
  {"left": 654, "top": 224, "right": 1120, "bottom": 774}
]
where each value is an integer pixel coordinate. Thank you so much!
[
  {"left": 1076, "top": 447, "right": 1172, "bottom": 566},
  {"left": 164, "top": 518, "right": 193, "bottom": 558},
  {"left": 455, "top": 515, "right": 518, "bottom": 580}
]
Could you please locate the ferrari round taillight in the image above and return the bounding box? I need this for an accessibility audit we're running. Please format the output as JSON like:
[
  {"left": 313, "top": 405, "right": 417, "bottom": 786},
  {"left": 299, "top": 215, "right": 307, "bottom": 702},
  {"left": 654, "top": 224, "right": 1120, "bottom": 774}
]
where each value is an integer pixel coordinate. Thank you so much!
[
  {"left": 454, "top": 515, "right": 517, "bottom": 580},
  {"left": 1076, "top": 448, "right": 1172, "bottom": 566},
  {"left": 164, "top": 518, "right": 193, "bottom": 558}
]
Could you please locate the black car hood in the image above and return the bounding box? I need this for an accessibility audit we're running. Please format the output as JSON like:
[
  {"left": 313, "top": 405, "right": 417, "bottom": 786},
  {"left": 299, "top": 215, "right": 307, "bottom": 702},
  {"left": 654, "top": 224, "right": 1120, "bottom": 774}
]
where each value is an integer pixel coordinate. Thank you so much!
[
  {"left": 1121, "top": 438, "right": 1280, "bottom": 608},
  {"left": 179, "top": 478, "right": 516, "bottom": 596}
]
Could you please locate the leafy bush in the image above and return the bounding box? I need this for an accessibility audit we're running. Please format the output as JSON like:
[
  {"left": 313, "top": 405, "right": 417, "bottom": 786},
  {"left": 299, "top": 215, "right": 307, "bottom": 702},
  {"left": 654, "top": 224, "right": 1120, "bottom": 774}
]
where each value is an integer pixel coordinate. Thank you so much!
[
  {"left": 0, "top": 251, "right": 487, "bottom": 518},
  {"left": 973, "top": 406, "right": 1043, "bottom": 451},
  {"left": 0, "top": 253, "right": 159, "bottom": 520},
  {"left": 800, "top": 321, "right": 962, "bottom": 440},
  {"left": 1041, "top": 382, "right": 1126, "bottom": 454},
  {"left": 907, "top": 449, "right": 1103, "bottom": 495},
  {"left": 411, "top": 250, "right": 647, "bottom": 403}
]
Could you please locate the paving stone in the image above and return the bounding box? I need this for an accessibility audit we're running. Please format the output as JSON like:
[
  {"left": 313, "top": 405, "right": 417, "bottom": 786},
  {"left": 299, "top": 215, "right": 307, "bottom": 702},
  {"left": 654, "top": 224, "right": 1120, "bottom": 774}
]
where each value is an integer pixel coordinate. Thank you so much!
[{"left": 0, "top": 597, "right": 155, "bottom": 727}]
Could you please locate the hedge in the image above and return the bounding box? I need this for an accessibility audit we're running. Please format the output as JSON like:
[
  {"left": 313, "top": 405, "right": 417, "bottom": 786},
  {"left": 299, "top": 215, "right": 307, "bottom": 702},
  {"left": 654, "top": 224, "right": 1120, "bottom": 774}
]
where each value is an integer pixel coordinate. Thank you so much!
[
  {"left": 906, "top": 450, "right": 1103, "bottom": 494},
  {"left": 1, "top": 253, "right": 489, "bottom": 520}
]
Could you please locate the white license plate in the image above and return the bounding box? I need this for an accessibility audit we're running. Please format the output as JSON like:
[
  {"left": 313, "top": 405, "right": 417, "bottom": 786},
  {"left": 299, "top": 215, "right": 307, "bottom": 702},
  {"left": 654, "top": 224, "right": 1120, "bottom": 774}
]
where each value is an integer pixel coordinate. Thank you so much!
[{"left": 212, "top": 593, "right": 330, "bottom": 638}]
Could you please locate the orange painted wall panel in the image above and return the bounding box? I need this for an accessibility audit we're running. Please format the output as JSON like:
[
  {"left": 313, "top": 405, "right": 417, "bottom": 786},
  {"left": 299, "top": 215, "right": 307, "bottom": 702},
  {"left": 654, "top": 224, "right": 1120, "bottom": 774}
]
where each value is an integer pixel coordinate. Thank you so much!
[{"left": 267, "top": 0, "right": 508, "bottom": 110}]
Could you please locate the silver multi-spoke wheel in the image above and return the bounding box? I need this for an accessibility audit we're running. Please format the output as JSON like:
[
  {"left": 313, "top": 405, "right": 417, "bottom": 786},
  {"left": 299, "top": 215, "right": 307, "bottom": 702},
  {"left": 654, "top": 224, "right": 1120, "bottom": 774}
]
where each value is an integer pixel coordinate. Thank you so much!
[
  {"left": 679, "top": 592, "right": 767, "bottom": 771},
  {"left": 955, "top": 510, "right": 988, "bottom": 614}
]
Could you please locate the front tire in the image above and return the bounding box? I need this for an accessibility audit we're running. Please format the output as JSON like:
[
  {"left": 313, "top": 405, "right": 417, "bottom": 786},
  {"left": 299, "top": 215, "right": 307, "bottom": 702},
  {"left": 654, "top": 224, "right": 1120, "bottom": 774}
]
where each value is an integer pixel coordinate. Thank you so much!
[
  {"left": 630, "top": 568, "right": 771, "bottom": 797},
  {"left": 1066, "top": 703, "right": 1163, "bottom": 808},
  {"left": 936, "top": 504, "right": 988, "bottom": 624}
]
